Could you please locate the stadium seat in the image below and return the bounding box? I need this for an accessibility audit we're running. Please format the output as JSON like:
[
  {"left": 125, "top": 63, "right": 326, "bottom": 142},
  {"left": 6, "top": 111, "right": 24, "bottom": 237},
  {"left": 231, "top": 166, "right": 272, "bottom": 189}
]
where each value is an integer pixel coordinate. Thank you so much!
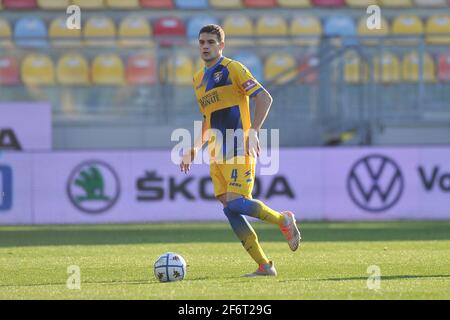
[
  {"left": 126, "top": 53, "right": 157, "bottom": 85},
  {"left": 290, "top": 15, "right": 322, "bottom": 46},
  {"left": 324, "top": 16, "right": 358, "bottom": 46},
  {"left": 92, "top": 54, "right": 125, "bottom": 85},
  {"left": 426, "top": 15, "right": 450, "bottom": 45},
  {"left": 264, "top": 53, "right": 297, "bottom": 85},
  {"left": 187, "top": 16, "right": 219, "bottom": 45},
  {"left": 346, "top": 0, "right": 378, "bottom": 6},
  {"left": 357, "top": 16, "right": 389, "bottom": 45},
  {"left": 0, "top": 18, "right": 13, "bottom": 48},
  {"left": 84, "top": 16, "right": 116, "bottom": 47},
  {"left": 175, "top": 0, "right": 208, "bottom": 9},
  {"left": 14, "top": 17, "right": 48, "bottom": 48},
  {"left": 38, "top": 0, "right": 70, "bottom": 9},
  {"left": 49, "top": 17, "right": 82, "bottom": 47},
  {"left": 153, "top": 17, "right": 186, "bottom": 47},
  {"left": 106, "top": 0, "right": 140, "bottom": 8},
  {"left": 194, "top": 57, "right": 203, "bottom": 73},
  {"left": 373, "top": 52, "right": 401, "bottom": 83},
  {"left": 243, "top": 0, "right": 276, "bottom": 7},
  {"left": 278, "top": 0, "right": 311, "bottom": 7},
  {"left": 57, "top": 53, "right": 89, "bottom": 85},
  {"left": 256, "top": 16, "right": 289, "bottom": 46},
  {"left": 222, "top": 15, "right": 254, "bottom": 47},
  {"left": 140, "top": 0, "right": 174, "bottom": 8},
  {"left": 209, "top": 0, "right": 242, "bottom": 8},
  {"left": 119, "top": 16, "right": 153, "bottom": 47},
  {"left": 415, "top": 0, "right": 447, "bottom": 6},
  {"left": 312, "top": 0, "right": 345, "bottom": 7},
  {"left": 343, "top": 51, "right": 368, "bottom": 83},
  {"left": 160, "top": 54, "right": 193, "bottom": 85},
  {"left": 379, "top": 0, "right": 412, "bottom": 7},
  {"left": 21, "top": 53, "right": 55, "bottom": 86},
  {"left": 298, "top": 56, "right": 319, "bottom": 83},
  {"left": 402, "top": 51, "right": 436, "bottom": 82},
  {"left": 438, "top": 53, "right": 450, "bottom": 81},
  {"left": 392, "top": 15, "right": 424, "bottom": 44},
  {"left": 0, "top": 56, "right": 20, "bottom": 85},
  {"left": 72, "top": 0, "right": 105, "bottom": 9},
  {"left": 231, "top": 52, "right": 264, "bottom": 83},
  {"left": 3, "top": 0, "right": 37, "bottom": 9}
]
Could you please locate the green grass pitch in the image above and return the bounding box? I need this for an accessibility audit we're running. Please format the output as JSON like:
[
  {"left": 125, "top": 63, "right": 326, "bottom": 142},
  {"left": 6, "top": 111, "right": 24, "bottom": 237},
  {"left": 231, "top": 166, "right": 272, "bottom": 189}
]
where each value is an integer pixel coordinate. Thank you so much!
[{"left": 0, "top": 221, "right": 449, "bottom": 300}]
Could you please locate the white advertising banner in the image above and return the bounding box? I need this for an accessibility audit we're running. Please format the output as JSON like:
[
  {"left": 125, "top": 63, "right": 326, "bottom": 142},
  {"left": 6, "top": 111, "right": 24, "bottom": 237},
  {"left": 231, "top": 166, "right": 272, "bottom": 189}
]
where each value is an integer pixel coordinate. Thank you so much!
[
  {"left": 0, "top": 147, "right": 449, "bottom": 225},
  {"left": 0, "top": 102, "right": 52, "bottom": 151}
]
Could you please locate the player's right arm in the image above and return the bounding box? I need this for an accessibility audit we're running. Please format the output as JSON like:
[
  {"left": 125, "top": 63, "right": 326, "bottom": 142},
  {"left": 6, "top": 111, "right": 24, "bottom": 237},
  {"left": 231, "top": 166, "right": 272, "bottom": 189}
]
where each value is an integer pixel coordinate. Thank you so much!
[{"left": 180, "top": 117, "right": 207, "bottom": 174}]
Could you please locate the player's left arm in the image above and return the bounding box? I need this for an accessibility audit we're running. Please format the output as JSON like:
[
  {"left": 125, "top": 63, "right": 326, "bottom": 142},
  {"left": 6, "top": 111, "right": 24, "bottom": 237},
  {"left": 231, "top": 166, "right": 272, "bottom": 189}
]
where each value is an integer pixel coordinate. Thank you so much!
[{"left": 248, "top": 89, "right": 273, "bottom": 158}]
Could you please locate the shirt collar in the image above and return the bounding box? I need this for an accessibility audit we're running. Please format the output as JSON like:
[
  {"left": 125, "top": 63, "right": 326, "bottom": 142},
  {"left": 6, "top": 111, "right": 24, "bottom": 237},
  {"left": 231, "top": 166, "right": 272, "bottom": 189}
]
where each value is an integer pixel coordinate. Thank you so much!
[{"left": 204, "top": 56, "right": 224, "bottom": 73}]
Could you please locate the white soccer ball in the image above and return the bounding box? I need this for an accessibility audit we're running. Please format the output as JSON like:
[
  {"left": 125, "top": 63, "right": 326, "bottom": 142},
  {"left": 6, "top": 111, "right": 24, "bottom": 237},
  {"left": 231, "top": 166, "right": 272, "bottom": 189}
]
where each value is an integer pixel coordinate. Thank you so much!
[{"left": 154, "top": 252, "right": 187, "bottom": 282}]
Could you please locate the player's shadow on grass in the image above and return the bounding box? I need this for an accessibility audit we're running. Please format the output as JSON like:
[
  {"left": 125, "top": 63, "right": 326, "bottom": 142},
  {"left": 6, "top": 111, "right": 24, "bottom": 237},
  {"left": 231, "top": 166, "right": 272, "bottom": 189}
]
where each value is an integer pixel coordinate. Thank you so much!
[{"left": 1, "top": 221, "right": 450, "bottom": 247}]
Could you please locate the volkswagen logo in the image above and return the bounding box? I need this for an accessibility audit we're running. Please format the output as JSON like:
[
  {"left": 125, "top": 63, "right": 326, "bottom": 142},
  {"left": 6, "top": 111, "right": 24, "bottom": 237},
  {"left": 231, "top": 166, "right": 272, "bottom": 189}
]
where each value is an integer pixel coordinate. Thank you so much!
[{"left": 347, "top": 154, "right": 404, "bottom": 213}]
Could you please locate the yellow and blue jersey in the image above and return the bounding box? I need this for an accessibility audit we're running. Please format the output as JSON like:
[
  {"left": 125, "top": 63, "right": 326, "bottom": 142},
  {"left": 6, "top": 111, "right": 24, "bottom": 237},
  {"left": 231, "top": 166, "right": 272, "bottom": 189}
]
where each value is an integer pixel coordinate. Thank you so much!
[{"left": 193, "top": 56, "right": 264, "bottom": 162}]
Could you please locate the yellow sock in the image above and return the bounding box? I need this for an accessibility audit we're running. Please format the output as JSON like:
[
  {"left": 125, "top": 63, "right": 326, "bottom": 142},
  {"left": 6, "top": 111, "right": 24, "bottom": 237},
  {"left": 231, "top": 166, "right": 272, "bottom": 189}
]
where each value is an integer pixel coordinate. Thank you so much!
[
  {"left": 252, "top": 199, "right": 285, "bottom": 226},
  {"left": 242, "top": 227, "right": 270, "bottom": 265}
]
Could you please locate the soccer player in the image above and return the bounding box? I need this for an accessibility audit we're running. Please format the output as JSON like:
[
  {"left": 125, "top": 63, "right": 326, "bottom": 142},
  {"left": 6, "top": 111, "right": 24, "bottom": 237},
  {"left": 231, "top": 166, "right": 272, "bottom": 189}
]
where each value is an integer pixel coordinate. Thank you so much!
[{"left": 180, "top": 24, "right": 301, "bottom": 277}]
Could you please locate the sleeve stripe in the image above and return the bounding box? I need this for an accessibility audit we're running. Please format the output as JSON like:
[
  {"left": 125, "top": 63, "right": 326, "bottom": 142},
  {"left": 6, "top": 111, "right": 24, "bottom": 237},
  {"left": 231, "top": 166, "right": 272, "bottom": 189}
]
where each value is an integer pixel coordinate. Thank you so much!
[{"left": 250, "top": 87, "right": 263, "bottom": 98}]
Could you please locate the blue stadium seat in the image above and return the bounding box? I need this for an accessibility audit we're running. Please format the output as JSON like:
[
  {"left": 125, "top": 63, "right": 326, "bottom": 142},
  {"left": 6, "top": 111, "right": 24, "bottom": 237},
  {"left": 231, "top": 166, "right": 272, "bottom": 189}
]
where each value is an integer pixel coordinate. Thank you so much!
[
  {"left": 324, "top": 16, "right": 358, "bottom": 46},
  {"left": 187, "top": 16, "right": 219, "bottom": 44},
  {"left": 14, "top": 17, "right": 48, "bottom": 48},
  {"left": 175, "top": 0, "right": 208, "bottom": 9},
  {"left": 231, "top": 52, "right": 264, "bottom": 83}
]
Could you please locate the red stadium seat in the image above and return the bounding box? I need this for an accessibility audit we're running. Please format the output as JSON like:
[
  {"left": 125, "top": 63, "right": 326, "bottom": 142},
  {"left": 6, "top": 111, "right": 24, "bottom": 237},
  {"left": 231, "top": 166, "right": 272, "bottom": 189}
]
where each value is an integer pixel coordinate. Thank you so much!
[
  {"left": 0, "top": 56, "right": 19, "bottom": 85},
  {"left": 140, "top": 0, "right": 174, "bottom": 8},
  {"left": 126, "top": 54, "right": 157, "bottom": 85},
  {"left": 438, "top": 53, "right": 450, "bottom": 81},
  {"left": 3, "top": 0, "right": 37, "bottom": 9},
  {"left": 153, "top": 17, "right": 186, "bottom": 47},
  {"left": 312, "top": 0, "right": 345, "bottom": 6},
  {"left": 243, "top": 0, "right": 276, "bottom": 7}
]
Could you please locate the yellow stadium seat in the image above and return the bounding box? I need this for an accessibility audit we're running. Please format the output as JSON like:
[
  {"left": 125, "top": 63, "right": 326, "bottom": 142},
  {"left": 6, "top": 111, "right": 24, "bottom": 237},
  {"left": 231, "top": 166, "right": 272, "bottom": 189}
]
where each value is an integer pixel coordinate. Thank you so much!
[
  {"left": 373, "top": 53, "right": 401, "bottom": 83},
  {"left": 343, "top": 52, "right": 369, "bottom": 83},
  {"left": 84, "top": 16, "right": 116, "bottom": 47},
  {"left": 21, "top": 54, "right": 55, "bottom": 86},
  {"left": 160, "top": 54, "right": 193, "bottom": 86},
  {"left": 49, "top": 17, "right": 82, "bottom": 47},
  {"left": 402, "top": 51, "right": 436, "bottom": 82},
  {"left": 426, "top": 15, "right": 450, "bottom": 45},
  {"left": 92, "top": 54, "right": 125, "bottom": 85},
  {"left": 222, "top": 15, "right": 255, "bottom": 47},
  {"left": 119, "top": 16, "right": 153, "bottom": 47},
  {"left": 264, "top": 53, "right": 297, "bottom": 85},
  {"left": 38, "top": 0, "right": 70, "bottom": 9},
  {"left": 209, "top": 0, "right": 242, "bottom": 8},
  {"left": 72, "top": 0, "right": 105, "bottom": 9},
  {"left": 106, "top": 0, "right": 139, "bottom": 8},
  {"left": 256, "top": 16, "right": 289, "bottom": 46},
  {"left": 357, "top": 16, "right": 389, "bottom": 45},
  {"left": 379, "top": 0, "right": 412, "bottom": 7},
  {"left": 194, "top": 57, "right": 203, "bottom": 74},
  {"left": 278, "top": 0, "right": 311, "bottom": 7},
  {"left": 57, "top": 53, "right": 89, "bottom": 85},
  {"left": 346, "top": 0, "right": 378, "bottom": 6},
  {"left": 392, "top": 15, "right": 424, "bottom": 45},
  {"left": 290, "top": 16, "right": 322, "bottom": 46},
  {"left": 0, "top": 18, "right": 13, "bottom": 48}
]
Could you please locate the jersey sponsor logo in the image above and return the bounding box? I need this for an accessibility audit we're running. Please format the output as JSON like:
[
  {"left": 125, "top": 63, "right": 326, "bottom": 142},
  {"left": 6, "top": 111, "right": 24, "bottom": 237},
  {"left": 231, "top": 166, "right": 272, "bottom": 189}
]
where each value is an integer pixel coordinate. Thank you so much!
[
  {"left": 198, "top": 91, "right": 220, "bottom": 108},
  {"left": 242, "top": 79, "right": 256, "bottom": 92},
  {"left": 213, "top": 71, "right": 223, "bottom": 83}
]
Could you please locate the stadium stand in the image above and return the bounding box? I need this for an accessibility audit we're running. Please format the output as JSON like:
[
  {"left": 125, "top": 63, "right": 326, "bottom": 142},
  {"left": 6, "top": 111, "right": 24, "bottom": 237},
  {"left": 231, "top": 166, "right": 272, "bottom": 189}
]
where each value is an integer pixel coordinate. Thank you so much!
[
  {"left": 373, "top": 53, "right": 401, "bottom": 83},
  {"left": 278, "top": 0, "right": 311, "bottom": 7},
  {"left": 38, "top": 0, "right": 70, "bottom": 9},
  {"left": 14, "top": 17, "right": 48, "bottom": 48},
  {"left": 323, "top": 16, "right": 357, "bottom": 45},
  {"left": 92, "top": 53, "right": 125, "bottom": 85},
  {"left": 438, "top": 53, "right": 450, "bottom": 81},
  {"left": 243, "top": 0, "right": 277, "bottom": 8},
  {"left": 346, "top": 0, "right": 378, "bottom": 7},
  {"left": 126, "top": 53, "right": 157, "bottom": 85},
  {"left": 84, "top": 16, "right": 116, "bottom": 47},
  {"left": 264, "top": 52, "right": 297, "bottom": 84},
  {"left": 139, "top": 0, "right": 174, "bottom": 9},
  {"left": 119, "top": 16, "right": 153, "bottom": 47},
  {"left": 379, "top": 0, "right": 413, "bottom": 7},
  {"left": 209, "top": 0, "right": 242, "bottom": 8},
  {"left": 415, "top": 0, "right": 447, "bottom": 6},
  {"left": 21, "top": 53, "right": 55, "bottom": 85},
  {"left": 153, "top": 16, "right": 186, "bottom": 47},
  {"left": 106, "top": 0, "right": 140, "bottom": 8},
  {"left": 187, "top": 16, "right": 219, "bottom": 45},
  {"left": 222, "top": 15, "right": 255, "bottom": 46},
  {"left": 49, "top": 17, "right": 82, "bottom": 47},
  {"left": 256, "top": 15, "right": 289, "bottom": 46},
  {"left": 402, "top": 51, "right": 436, "bottom": 82},
  {"left": 175, "top": 0, "right": 208, "bottom": 9},
  {"left": 3, "top": 0, "right": 37, "bottom": 9},
  {"left": 0, "top": 18, "right": 12, "bottom": 48},
  {"left": 426, "top": 15, "right": 450, "bottom": 44},
  {"left": 312, "top": 0, "right": 345, "bottom": 7},
  {"left": 72, "top": 0, "right": 105, "bottom": 9},
  {"left": 56, "top": 53, "right": 90, "bottom": 85},
  {"left": 290, "top": 15, "right": 322, "bottom": 46},
  {"left": 160, "top": 53, "right": 193, "bottom": 85}
]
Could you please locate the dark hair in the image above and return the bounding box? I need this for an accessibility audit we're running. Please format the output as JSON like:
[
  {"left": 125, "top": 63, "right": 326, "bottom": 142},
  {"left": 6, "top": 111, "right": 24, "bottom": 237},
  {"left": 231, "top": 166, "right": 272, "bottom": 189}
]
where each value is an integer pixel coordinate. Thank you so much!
[{"left": 198, "top": 24, "right": 225, "bottom": 43}]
